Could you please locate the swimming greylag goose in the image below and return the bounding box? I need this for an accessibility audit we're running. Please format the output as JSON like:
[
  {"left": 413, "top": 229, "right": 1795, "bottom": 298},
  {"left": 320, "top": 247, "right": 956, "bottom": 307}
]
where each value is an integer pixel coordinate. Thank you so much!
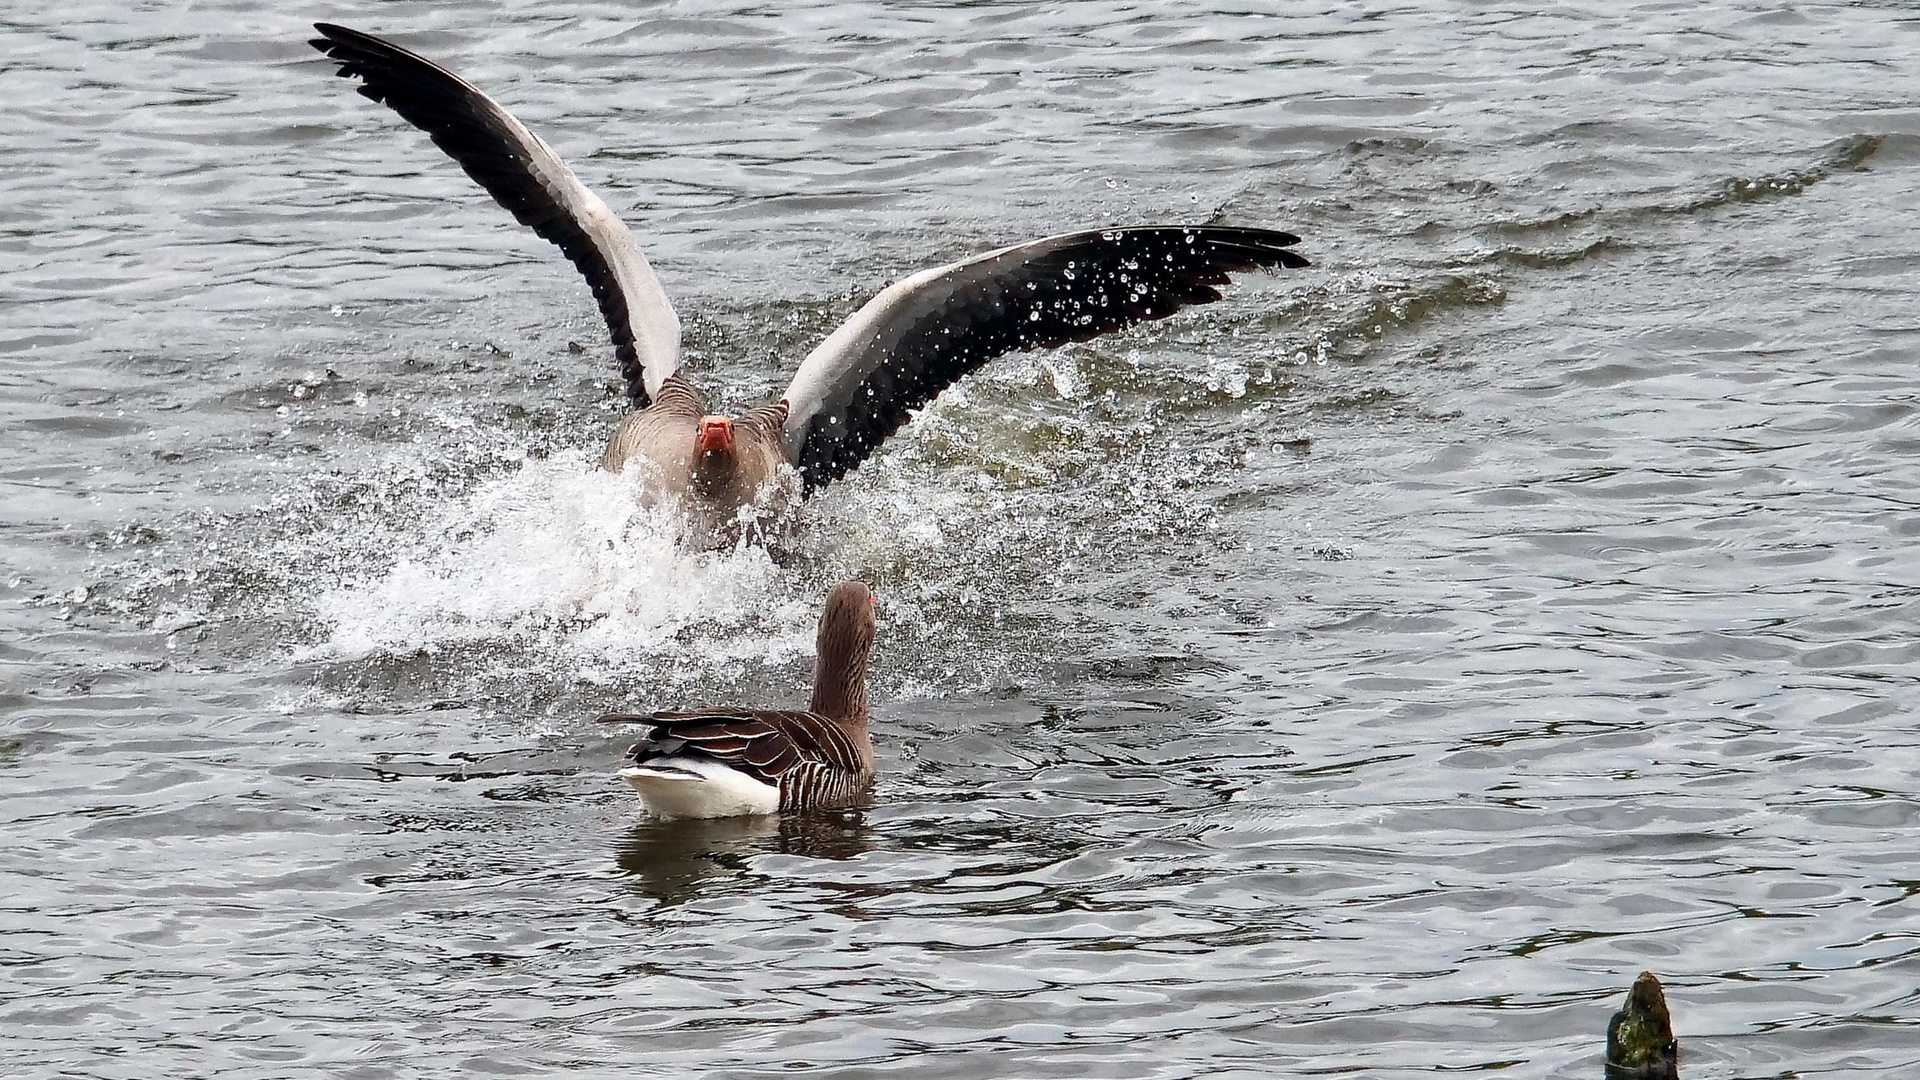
[
  {"left": 309, "top": 24, "right": 1312, "bottom": 540},
  {"left": 598, "top": 580, "right": 877, "bottom": 818}
]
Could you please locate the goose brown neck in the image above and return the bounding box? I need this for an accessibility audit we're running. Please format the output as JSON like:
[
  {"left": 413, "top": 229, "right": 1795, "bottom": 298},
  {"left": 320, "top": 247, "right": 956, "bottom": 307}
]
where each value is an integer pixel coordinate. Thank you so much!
[{"left": 809, "top": 586, "right": 875, "bottom": 722}]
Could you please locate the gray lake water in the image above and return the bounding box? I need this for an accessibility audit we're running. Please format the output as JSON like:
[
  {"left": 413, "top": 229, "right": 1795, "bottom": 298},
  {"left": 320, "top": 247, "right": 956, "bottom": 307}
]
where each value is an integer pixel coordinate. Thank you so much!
[{"left": 6, "top": 2, "right": 1920, "bottom": 1077}]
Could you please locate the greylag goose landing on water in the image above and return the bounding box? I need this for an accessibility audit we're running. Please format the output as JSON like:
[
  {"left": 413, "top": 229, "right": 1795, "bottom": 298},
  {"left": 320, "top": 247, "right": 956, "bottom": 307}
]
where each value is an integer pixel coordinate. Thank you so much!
[
  {"left": 599, "top": 581, "right": 878, "bottom": 818},
  {"left": 309, "top": 24, "right": 1312, "bottom": 542}
]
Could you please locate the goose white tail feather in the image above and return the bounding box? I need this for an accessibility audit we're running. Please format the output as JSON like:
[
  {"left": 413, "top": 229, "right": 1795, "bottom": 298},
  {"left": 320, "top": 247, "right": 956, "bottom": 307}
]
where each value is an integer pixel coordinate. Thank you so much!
[{"left": 619, "top": 760, "right": 781, "bottom": 820}]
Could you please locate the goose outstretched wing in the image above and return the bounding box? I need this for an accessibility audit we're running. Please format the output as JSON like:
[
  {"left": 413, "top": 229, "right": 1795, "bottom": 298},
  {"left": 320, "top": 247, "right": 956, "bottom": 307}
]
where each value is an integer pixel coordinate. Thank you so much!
[
  {"left": 779, "top": 225, "right": 1309, "bottom": 492},
  {"left": 310, "top": 23, "right": 681, "bottom": 406}
]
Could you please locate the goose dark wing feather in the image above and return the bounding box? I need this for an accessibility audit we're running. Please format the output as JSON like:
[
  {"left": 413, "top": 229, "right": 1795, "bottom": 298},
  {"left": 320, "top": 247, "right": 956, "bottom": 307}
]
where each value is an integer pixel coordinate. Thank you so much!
[
  {"left": 786, "top": 711, "right": 864, "bottom": 769},
  {"left": 309, "top": 23, "right": 680, "bottom": 407},
  {"left": 779, "top": 225, "right": 1308, "bottom": 493},
  {"left": 669, "top": 718, "right": 777, "bottom": 742},
  {"left": 676, "top": 734, "right": 754, "bottom": 756},
  {"left": 738, "top": 723, "right": 802, "bottom": 774},
  {"left": 602, "top": 708, "right": 860, "bottom": 787}
]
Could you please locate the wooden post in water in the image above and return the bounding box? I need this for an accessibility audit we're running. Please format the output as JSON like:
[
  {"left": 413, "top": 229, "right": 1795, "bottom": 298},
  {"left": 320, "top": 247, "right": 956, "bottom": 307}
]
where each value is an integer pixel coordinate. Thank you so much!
[{"left": 1605, "top": 971, "right": 1679, "bottom": 1079}]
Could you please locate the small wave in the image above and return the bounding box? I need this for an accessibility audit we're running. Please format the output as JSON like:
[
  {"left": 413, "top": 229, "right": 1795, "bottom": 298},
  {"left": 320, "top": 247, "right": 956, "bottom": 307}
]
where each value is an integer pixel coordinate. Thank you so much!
[
  {"left": 1693, "top": 134, "right": 1881, "bottom": 210},
  {"left": 1485, "top": 134, "right": 1882, "bottom": 248}
]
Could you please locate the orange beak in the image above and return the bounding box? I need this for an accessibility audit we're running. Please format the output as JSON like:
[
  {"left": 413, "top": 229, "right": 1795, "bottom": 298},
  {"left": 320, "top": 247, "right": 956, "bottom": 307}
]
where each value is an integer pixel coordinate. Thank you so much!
[{"left": 696, "top": 416, "right": 734, "bottom": 455}]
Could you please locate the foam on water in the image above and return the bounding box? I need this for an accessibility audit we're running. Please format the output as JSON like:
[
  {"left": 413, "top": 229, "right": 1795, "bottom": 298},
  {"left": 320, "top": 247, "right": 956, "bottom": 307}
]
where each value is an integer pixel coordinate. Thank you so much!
[{"left": 313, "top": 450, "right": 814, "bottom": 670}]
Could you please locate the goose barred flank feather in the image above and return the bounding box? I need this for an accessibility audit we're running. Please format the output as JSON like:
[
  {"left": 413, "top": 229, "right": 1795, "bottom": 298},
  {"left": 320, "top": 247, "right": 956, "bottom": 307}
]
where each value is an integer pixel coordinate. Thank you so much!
[{"left": 778, "top": 757, "right": 868, "bottom": 811}]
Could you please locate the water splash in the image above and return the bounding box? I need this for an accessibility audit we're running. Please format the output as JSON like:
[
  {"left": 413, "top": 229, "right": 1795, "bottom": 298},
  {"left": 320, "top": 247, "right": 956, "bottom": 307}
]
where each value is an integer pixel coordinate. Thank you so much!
[{"left": 311, "top": 450, "right": 814, "bottom": 668}]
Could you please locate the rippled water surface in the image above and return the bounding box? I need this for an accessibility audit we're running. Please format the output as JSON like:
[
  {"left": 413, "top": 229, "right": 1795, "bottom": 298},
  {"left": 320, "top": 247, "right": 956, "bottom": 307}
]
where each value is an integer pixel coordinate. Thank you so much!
[{"left": 7, "top": 2, "right": 1920, "bottom": 1077}]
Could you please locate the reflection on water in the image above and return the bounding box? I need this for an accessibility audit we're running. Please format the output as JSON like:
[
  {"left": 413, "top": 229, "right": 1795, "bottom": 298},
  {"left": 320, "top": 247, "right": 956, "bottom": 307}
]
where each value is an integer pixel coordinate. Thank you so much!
[
  {"left": 614, "top": 815, "right": 785, "bottom": 901},
  {"left": 614, "top": 809, "right": 877, "bottom": 902}
]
